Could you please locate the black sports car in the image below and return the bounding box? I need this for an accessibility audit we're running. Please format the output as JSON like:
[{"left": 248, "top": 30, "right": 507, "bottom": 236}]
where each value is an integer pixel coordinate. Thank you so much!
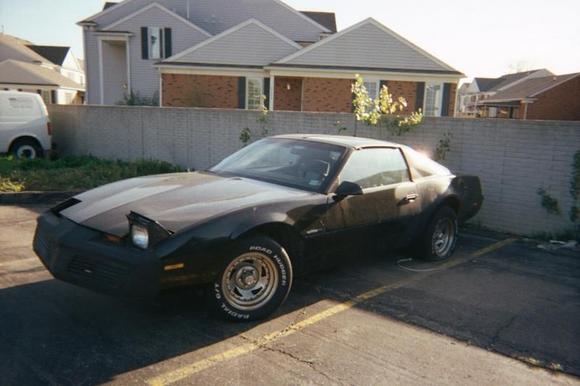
[{"left": 34, "top": 135, "right": 483, "bottom": 320}]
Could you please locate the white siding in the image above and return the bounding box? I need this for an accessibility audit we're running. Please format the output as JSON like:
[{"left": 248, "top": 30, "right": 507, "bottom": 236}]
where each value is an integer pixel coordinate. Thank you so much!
[
  {"left": 103, "top": 6, "right": 209, "bottom": 101},
  {"left": 179, "top": 0, "right": 327, "bottom": 42},
  {"left": 90, "top": 0, "right": 327, "bottom": 42},
  {"left": 280, "top": 20, "right": 455, "bottom": 72},
  {"left": 102, "top": 41, "right": 128, "bottom": 104},
  {"left": 84, "top": 30, "right": 100, "bottom": 104},
  {"left": 173, "top": 22, "right": 299, "bottom": 66}
]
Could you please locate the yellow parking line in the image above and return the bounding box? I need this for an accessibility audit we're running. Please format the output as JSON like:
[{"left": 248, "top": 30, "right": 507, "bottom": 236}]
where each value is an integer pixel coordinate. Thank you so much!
[{"left": 147, "top": 237, "right": 516, "bottom": 386}]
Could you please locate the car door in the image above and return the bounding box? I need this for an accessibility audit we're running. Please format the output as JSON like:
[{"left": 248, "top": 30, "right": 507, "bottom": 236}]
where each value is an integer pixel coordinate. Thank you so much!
[{"left": 324, "top": 147, "right": 421, "bottom": 254}]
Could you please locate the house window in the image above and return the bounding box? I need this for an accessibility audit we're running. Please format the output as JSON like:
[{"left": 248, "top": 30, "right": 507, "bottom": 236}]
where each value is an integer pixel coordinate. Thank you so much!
[
  {"left": 246, "top": 78, "right": 263, "bottom": 110},
  {"left": 424, "top": 82, "right": 443, "bottom": 116},
  {"left": 142, "top": 27, "right": 171, "bottom": 59},
  {"left": 364, "top": 80, "right": 379, "bottom": 99},
  {"left": 149, "top": 27, "right": 162, "bottom": 59},
  {"left": 40, "top": 90, "right": 51, "bottom": 105}
]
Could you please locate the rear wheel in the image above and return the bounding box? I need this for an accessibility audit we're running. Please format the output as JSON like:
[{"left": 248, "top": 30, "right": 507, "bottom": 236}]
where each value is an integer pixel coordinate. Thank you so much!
[
  {"left": 416, "top": 206, "right": 458, "bottom": 261},
  {"left": 210, "top": 236, "right": 293, "bottom": 321},
  {"left": 11, "top": 139, "right": 43, "bottom": 159}
]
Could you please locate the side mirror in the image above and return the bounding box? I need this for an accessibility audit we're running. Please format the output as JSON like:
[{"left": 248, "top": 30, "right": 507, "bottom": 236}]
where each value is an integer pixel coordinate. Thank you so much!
[{"left": 334, "top": 181, "right": 363, "bottom": 198}]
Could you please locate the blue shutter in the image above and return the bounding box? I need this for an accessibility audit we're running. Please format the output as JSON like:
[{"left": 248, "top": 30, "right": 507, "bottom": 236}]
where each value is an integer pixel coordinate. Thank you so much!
[
  {"left": 441, "top": 83, "right": 452, "bottom": 116},
  {"left": 238, "top": 77, "right": 246, "bottom": 109},
  {"left": 141, "top": 27, "right": 148, "bottom": 59},
  {"left": 415, "top": 82, "right": 425, "bottom": 112},
  {"left": 263, "top": 78, "right": 270, "bottom": 109},
  {"left": 164, "top": 28, "right": 172, "bottom": 58}
]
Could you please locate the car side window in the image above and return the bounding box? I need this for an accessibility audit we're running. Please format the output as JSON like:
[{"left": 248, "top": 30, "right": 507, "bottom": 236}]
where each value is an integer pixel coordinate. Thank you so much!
[{"left": 339, "top": 148, "right": 410, "bottom": 189}]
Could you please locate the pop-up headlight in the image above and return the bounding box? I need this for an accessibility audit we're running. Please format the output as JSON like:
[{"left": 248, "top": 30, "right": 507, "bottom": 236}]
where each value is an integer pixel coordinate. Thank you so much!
[
  {"left": 130, "top": 223, "right": 149, "bottom": 249},
  {"left": 127, "top": 211, "right": 171, "bottom": 249}
]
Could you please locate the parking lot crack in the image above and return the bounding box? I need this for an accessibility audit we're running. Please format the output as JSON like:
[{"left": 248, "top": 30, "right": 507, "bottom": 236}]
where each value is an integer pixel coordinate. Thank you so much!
[
  {"left": 239, "top": 333, "right": 346, "bottom": 385},
  {"left": 264, "top": 345, "right": 345, "bottom": 385},
  {"left": 489, "top": 314, "right": 518, "bottom": 349}
]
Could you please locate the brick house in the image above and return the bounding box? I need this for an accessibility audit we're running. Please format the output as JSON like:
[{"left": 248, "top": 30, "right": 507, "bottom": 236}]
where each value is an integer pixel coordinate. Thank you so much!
[
  {"left": 456, "top": 69, "right": 553, "bottom": 117},
  {"left": 80, "top": 0, "right": 463, "bottom": 116},
  {"left": 479, "top": 73, "right": 580, "bottom": 120}
]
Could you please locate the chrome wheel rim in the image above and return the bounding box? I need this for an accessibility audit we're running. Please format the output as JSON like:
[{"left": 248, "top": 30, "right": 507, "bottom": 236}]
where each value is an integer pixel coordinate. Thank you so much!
[
  {"left": 222, "top": 252, "right": 278, "bottom": 311},
  {"left": 16, "top": 145, "right": 37, "bottom": 159},
  {"left": 432, "top": 218, "right": 456, "bottom": 257}
]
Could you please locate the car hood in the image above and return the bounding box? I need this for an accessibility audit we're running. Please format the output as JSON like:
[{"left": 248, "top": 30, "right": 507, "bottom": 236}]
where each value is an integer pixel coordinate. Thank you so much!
[{"left": 61, "top": 171, "right": 313, "bottom": 236}]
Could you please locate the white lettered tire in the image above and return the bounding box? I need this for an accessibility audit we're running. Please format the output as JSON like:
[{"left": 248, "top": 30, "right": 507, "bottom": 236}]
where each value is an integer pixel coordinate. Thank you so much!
[{"left": 211, "top": 236, "right": 293, "bottom": 321}]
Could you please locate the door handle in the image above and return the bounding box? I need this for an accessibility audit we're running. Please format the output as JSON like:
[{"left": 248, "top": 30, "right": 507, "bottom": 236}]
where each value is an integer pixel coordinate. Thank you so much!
[{"left": 400, "top": 193, "right": 419, "bottom": 205}]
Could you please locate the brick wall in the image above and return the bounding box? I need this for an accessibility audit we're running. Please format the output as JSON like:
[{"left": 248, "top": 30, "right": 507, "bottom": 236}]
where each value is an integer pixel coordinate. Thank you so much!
[
  {"left": 274, "top": 77, "right": 302, "bottom": 111},
  {"left": 384, "top": 81, "right": 418, "bottom": 113},
  {"left": 302, "top": 78, "right": 353, "bottom": 112},
  {"left": 162, "top": 74, "right": 239, "bottom": 108},
  {"left": 524, "top": 76, "right": 580, "bottom": 121},
  {"left": 48, "top": 104, "right": 580, "bottom": 235}
]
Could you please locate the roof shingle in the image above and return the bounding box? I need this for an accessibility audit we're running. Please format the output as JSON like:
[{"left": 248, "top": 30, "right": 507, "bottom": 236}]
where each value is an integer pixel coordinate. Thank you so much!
[
  {"left": 483, "top": 73, "right": 580, "bottom": 103},
  {"left": 300, "top": 11, "right": 337, "bottom": 33},
  {"left": 0, "top": 59, "right": 83, "bottom": 89},
  {"left": 26, "top": 45, "right": 70, "bottom": 66},
  {"left": 275, "top": 18, "right": 462, "bottom": 75}
]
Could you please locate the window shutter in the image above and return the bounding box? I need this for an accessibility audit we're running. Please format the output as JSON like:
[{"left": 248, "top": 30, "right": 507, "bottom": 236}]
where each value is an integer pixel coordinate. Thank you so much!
[
  {"left": 379, "top": 80, "right": 388, "bottom": 91},
  {"left": 164, "top": 28, "right": 172, "bottom": 58},
  {"left": 263, "top": 78, "right": 270, "bottom": 109},
  {"left": 441, "top": 83, "right": 452, "bottom": 116},
  {"left": 141, "top": 27, "right": 149, "bottom": 59},
  {"left": 415, "top": 82, "right": 425, "bottom": 112},
  {"left": 238, "top": 77, "right": 246, "bottom": 109}
]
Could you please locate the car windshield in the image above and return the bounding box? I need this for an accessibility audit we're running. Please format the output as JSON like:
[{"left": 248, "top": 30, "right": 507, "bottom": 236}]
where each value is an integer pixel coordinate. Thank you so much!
[{"left": 210, "top": 138, "right": 346, "bottom": 192}]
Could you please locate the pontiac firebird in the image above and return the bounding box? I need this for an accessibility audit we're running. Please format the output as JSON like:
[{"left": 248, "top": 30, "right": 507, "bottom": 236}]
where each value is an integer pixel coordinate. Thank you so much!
[{"left": 33, "top": 135, "right": 483, "bottom": 321}]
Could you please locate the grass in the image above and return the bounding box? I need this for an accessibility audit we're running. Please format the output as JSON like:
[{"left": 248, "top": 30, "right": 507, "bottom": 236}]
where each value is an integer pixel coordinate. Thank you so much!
[{"left": 0, "top": 156, "right": 184, "bottom": 192}]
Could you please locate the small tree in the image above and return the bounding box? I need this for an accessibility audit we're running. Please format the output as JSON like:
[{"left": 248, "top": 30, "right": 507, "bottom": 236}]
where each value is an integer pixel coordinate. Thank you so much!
[
  {"left": 118, "top": 91, "right": 159, "bottom": 106},
  {"left": 352, "top": 74, "right": 423, "bottom": 135}
]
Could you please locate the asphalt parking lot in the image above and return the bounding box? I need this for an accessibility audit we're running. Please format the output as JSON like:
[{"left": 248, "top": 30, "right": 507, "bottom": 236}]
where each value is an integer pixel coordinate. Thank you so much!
[{"left": 1, "top": 204, "right": 579, "bottom": 386}]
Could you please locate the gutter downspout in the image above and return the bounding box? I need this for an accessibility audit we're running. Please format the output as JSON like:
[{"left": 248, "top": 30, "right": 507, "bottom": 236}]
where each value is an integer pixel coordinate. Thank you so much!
[{"left": 523, "top": 102, "right": 529, "bottom": 120}]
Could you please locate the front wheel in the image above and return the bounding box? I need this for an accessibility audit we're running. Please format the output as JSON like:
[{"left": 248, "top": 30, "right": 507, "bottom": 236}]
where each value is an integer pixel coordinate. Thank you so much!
[
  {"left": 416, "top": 206, "right": 458, "bottom": 261},
  {"left": 210, "top": 236, "right": 293, "bottom": 321}
]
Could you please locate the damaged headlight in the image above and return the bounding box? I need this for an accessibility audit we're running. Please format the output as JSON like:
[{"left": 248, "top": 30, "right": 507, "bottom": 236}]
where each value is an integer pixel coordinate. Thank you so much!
[{"left": 127, "top": 211, "right": 171, "bottom": 249}]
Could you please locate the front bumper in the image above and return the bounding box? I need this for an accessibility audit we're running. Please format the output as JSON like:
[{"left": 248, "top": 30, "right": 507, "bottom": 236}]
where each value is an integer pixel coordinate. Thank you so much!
[{"left": 33, "top": 211, "right": 162, "bottom": 299}]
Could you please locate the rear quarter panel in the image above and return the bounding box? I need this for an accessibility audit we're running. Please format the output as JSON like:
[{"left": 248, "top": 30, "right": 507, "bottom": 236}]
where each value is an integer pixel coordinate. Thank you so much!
[{"left": 415, "top": 175, "right": 483, "bottom": 226}]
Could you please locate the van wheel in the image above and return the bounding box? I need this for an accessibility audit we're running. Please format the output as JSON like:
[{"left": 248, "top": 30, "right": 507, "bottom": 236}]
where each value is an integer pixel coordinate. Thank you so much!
[
  {"left": 11, "top": 139, "right": 43, "bottom": 159},
  {"left": 210, "top": 236, "right": 293, "bottom": 321}
]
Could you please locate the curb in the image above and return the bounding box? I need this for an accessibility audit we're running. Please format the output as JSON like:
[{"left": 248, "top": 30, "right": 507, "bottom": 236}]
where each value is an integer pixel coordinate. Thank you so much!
[{"left": 0, "top": 191, "right": 82, "bottom": 205}]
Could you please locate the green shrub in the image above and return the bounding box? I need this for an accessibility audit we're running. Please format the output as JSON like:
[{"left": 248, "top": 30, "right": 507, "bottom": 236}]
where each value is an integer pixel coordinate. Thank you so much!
[{"left": 0, "top": 156, "right": 183, "bottom": 192}]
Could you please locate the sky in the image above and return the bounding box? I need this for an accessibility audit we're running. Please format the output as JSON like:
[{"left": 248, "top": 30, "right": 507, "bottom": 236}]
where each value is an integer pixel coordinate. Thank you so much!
[{"left": 1, "top": 0, "right": 579, "bottom": 81}]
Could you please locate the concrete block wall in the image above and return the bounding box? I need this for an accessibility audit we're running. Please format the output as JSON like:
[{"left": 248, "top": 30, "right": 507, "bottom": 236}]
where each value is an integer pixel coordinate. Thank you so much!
[{"left": 47, "top": 104, "right": 580, "bottom": 236}]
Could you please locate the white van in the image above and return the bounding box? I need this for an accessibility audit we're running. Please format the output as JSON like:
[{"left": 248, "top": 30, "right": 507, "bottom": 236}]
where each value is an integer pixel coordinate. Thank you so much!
[{"left": 0, "top": 90, "right": 52, "bottom": 159}]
